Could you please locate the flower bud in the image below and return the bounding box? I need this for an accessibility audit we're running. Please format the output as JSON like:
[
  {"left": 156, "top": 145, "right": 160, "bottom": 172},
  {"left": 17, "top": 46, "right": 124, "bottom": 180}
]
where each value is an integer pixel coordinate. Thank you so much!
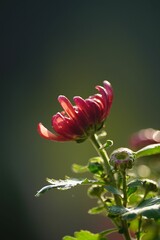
[
  {"left": 88, "top": 185, "right": 104, "bottom": 198},
  {"left": 143, "top": 179, "right": 158, "bottom": 193},
  {"left": 110, "top": 148, "right": 135, "bottom": 170}
]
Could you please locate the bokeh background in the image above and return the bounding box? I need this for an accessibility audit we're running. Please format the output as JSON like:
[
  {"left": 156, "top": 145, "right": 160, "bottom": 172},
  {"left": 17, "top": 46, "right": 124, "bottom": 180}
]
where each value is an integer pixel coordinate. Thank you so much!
[{"left": 2, "top": 1, "right": 160, "bottom": 239}]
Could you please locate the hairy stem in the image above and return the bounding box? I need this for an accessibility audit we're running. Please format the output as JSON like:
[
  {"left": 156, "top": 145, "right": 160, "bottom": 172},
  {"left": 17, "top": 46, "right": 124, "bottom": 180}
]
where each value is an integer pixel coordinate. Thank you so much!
[
  {"left": 122, "top": 170, "right": 127, "bottom": 207},
  {"left": 89, "top": 133, "right": 132, "bottom": 240}
]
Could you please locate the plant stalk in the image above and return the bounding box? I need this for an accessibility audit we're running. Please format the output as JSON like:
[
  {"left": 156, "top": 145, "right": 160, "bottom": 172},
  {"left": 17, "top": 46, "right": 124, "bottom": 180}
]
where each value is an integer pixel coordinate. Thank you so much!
[{"left": 89, "top": 133, "right": 132, "bottom": 240}]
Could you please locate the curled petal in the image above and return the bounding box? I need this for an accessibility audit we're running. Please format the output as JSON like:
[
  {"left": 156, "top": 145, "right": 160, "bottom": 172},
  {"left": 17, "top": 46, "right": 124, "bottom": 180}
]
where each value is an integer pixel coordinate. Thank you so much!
[
  {"left": 85, "top": 98, "right": 102, "bottom": 124},
  {"left": 52, "top": 113, "right": 83, "bottom": 138},
  {"left": 95, "top": 85, "right": 110, "bottom": 120},
  {"left": 103, "top": 80, "right": 113, "bottom": 104},
  {"left": 58, "top": 95, "right": 77, "bottom": 119},
  {"left": 73, "top": 96, "right": 93, "bottom": 124},
  {"left": 37, "top": 123, "right": 70, "bottom": 141},
  {"left": 58, "top": 96, "right": 87, "bottom": 134}
]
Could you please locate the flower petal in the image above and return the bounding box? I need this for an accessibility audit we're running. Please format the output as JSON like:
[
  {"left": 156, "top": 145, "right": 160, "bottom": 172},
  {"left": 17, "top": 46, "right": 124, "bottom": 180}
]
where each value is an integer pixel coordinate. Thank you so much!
[
  {"left": 37, "top": 123, "right": 70, "bottom": 141},
  {"left": 52, "top": 113, "right": 83, "bottom": 138},
  {"left": 103, "top": 80, "right": 113, "bottom": 104},
  {"left": 95, "top": 85, "right": 109, "bottom": 120},
  {"left": 73, "top": 96, "right": 91, "bottom": 125},
  {"left": 85, "top": 98, "right": 102, "bottom": 124},
  {"left": 58, "top": 95, "right": 77, "bottom": 119}
]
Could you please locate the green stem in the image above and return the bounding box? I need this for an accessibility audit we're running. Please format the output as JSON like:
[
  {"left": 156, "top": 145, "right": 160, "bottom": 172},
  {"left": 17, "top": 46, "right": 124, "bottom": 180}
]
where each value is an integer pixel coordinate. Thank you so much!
[
  {"left": 122, "top": 170, "right": 127, "bottom": 207},
  {"left": 89, "top": 133, "right": 132, "bottom": 240},
  {"left": 137, "top": 215, "right": 142, "bottom": 240},
  {"left": 89, "top": 134, "right": 121, "bottom": 205},
  {"left": 137, "top": 189, "right": 148, "bottom": 240}
]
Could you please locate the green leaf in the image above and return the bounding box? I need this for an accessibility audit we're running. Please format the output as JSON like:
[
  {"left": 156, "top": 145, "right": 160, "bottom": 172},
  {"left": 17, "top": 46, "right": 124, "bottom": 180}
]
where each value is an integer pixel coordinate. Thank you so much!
[
  {"left": 127, "top": 179, "right": 144, "bottom": 188},
  {"left": 72, "top": 163, "right": 88, "bottom": 173},
  {"left": 127, "top": 179, "right": 144, "bottom": 197},
  {"left": 100, "top": 228, "right": 117, "bottom": 237},
  {"left": 122, "top": 197, "right": 160, "bottom": 221},
  {"left": 63, "top": 230, "right": 108, "bottom": 240},
  {"left": 63, "top": 237, "right": 75, "bottom": 240},
  {"left": 88, "top": 162, "right": 104, "bottom": 174},
  {"left": 105, "top": 185, "right": 122, "bottom": 196},
  {"left": 127, "top": 179, "right": 158, "bottom": 197},
  {"left": 108, "top": 206, "right": 127, "bottom": 217},
  {"left": 135, "top": 144, "right": 160, "bottom": 159},
  {"left": 35, "top": 178, "right": 96, "bottom": 197},
  {"left": 99, "top": 140, "right": 113, "bottom": 149},
  {"left": 122, "top": 204, "right": 160, "bottom": 221},
  {"left": 89, "top": 157, "right": 104, "bottom": 164},
  {"left": 137, "top": 196, "right": 160, "bottom": 208},
  {"left": 88, "top": 205, "right": 105, "bottom": 215}
]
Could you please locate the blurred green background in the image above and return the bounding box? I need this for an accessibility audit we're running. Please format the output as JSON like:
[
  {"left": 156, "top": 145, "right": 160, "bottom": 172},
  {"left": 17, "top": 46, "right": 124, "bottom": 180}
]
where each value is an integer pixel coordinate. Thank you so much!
[{"left": 2, "top": 1, "right": 160, "bottom": 239}]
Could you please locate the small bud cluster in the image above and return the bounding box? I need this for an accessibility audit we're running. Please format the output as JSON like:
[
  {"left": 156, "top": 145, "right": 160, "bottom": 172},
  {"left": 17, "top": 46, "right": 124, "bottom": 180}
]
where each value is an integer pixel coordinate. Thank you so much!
[{"left": 110, "top": 148, "right": 135, "bottom": 170}]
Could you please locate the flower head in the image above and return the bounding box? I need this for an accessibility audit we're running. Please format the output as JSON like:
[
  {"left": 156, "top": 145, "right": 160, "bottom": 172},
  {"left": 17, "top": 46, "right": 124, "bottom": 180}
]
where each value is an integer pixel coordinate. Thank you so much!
[{"left": 37, "top": 80, "right": 113, "bottom": 142}]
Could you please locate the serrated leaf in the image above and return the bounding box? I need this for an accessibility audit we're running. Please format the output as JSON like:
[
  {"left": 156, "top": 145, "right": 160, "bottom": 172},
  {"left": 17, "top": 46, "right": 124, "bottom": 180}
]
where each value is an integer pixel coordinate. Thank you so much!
[
  {"left": 135, "top": 143, "right": 160, "bottom": 159},
  {"left": 122, "top": 197, "right": 160, "bottom": 220},
  {"left": 63, "top": 230, "right": 108, "bottom": 240},
  {"left": 35, "top": 178, "right": 96, "bottom": 197},
  {"left": 122, "top": 204, "right": 160, "bottom": 221},
  {"left": 63, "top": 236, "right": 75, "bottom": 240},
  {"left": 137, "top": 196, "right": 160, "bottom": 208}
]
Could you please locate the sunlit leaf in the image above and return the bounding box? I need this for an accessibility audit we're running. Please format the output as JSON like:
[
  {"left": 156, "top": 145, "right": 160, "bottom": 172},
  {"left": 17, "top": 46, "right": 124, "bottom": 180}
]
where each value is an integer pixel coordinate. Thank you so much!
[
  {"left": 122, "top": 197, "right": 160, "bottom": 220},
  {"left": 127, "top": 179, "right": 158, "bottom": 197},
  {"left": 63, "top": 230, "right": 108, "bottom": 240},
  {"left": 35, "top": 178, "right": 96, "bottom": 197},
  {"left": 127, "top": 179, "right": 144, "bottom": 188},
  {"left": 72, "top": 163, "right": 88, "bottom": 173},
  {"left": 88, "top": 205, "right": 105, "bottom": 215},
  {"left": 137, "top": 196, "right": 160, "bottom": 208},
  {"left": 135, "top": 144, "right": 160, "bottom": 159}
]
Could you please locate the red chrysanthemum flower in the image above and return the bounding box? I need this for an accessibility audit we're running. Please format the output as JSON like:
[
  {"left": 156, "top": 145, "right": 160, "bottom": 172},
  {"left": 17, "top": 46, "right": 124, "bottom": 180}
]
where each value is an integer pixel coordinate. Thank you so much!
[{"left": 37, "top": 80, "right": 113, "bottom": 142}]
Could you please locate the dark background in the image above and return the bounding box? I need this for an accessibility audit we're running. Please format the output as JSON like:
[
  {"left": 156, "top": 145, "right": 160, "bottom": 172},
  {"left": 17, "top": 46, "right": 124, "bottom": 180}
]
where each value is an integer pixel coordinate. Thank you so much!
[{"left": 2, "top": 1, "right": 160, "bottom": 239}]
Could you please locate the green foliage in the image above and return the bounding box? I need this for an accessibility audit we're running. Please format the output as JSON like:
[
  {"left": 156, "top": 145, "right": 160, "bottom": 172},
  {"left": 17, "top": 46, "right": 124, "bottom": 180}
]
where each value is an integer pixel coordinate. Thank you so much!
[
  {"left": 108, "top": 206, "right": 127, "bottom": 217},
  {"left": 99, "top": 140, "right": 113, "bottom": 149},
  {"left": 135, "top": 143, "right": 160, "bottom": 159},
  {"left": 35, "top": 178, "right": 96, "bottom": 197},
  {"left": 127, "top": 179, "right": 158, "bottom": 197},
  {"left": 122, "top": 197, "right": 160, "bottom": 221},
  {"left": 63, "top": 228, "right": 118, "bottom": 240},
  {"left": 88, "top": 161, "right": 104, "bottom": 174},
  {"left": 72, "top": 163, "right": 89, "bottom": 173},
  {"left": 62, "top": 230, "right": 107, "bottom": 240},
  {"left": 105, "top": 185, "right": 122, "bottom": 196},
  {"left": 88, "top": 205, "right": 105, "bottom": 215}
]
